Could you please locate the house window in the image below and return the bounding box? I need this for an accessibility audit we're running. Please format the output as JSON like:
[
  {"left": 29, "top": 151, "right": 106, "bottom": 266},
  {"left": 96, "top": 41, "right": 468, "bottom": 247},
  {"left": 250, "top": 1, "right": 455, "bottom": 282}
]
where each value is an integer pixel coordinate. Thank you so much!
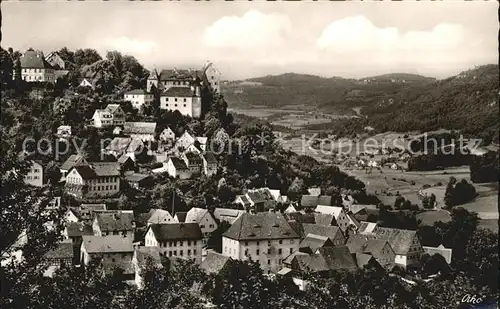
[
  {"left": 278, "top": 249, "right": 282, "bottom": 255},
  {"left": 279, "top": 240, "right": 283, "bottom": 244},
  {"left": 112, "top": 258, "right": 116, "bottom": 262},
  {"left": 289, "top": 248, "right": 293, "bottom": 254},
  {"left": 200, "top": 225, "right": 205, "bottom": 229},
  {"left": 175, "top": 98, "right": 178, "bottom": 102},
  {"left": 188, "top": 240, "right": 191, "bottom": 246},
  {"left": 256, "top": 249, "right": 260, "bottom": 255},
  {"left": 169, "top": 251, "right": 172, "bottom": 257},
  {"left": 268, "top": 241, "right": 271, "bottom": 246},
  {"left": 193, "top": 249, "right": 197, "bottom": 255},
  {"left": 180, "top": 250, "right": 183, "bottom": 256},
  {"left": 267, "top": 249, "right": 271, "bottom": 254},
  {"left": 209, "top": 224, "right": 214, "bottom": 228},
  {"left": 183, "top": 104, "right": 186, "bottom": 107},
  {"left": 257, "top": 241, "right": 260, "bottom": 246},
  {"left": 188, "top": 249, "right": 191, "bottom": 255},
  {"left": 267, "top": 260, "right": 271, "bottom": 265},
  {"left": 244, "top": 241, "right": 249, "bottom": 246},
  {"left": 173, "top": 251, "right": 177, "bottom": 256}
]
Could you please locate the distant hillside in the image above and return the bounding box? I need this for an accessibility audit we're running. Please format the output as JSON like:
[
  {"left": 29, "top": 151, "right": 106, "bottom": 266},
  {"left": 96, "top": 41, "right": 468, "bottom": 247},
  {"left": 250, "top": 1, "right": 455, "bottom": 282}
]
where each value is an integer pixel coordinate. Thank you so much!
[
  {"left": 360, "top": 73, "right": 436, "bottom": 83},
  {"left": 363, "top": 64, "right": 499, "bottom": 141}
]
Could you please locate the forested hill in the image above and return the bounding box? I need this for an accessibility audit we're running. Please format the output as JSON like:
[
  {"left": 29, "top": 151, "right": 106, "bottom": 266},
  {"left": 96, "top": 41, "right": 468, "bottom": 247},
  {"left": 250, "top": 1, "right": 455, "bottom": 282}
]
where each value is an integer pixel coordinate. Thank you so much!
[
  {"left": 360, "top": 73, "right": 436, "bottom": 83},
  {"left": 363, "top": 64, "right": 499, "bottom": 141}
]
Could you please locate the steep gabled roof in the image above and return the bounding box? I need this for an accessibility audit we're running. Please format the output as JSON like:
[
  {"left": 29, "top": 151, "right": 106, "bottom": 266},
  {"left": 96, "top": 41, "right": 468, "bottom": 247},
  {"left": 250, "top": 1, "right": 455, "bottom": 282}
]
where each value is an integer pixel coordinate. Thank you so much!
[
  {"left": 44, "top": 240, "right": 74, "bottom": 260},
  {"left": 20, "top": 50, "right": 54, "bottom": 69},
  {"left": 301, "top": 195, "right": 319, "bottom": 207},
  {"left": 200, "top": 252, "right": 231, "bottom": 274},
  {"left": 372, "top": 227, "right": 418, "bottom": 255},
  {"left": 91, "top": 162, "right": 121, "bottom": 177},
  {"left": 169, "top": 157, "right": 189, "bottom": 170},
  {"left": 313, "top": 213, "right": 337, "bottom": 227},
  {"left": 302, "top": 224, "right": 343, "bottom": 243},
  {"left": 315, "top": 205, "right": 343, "bottom": 217},
  {"left": 292, "top": 246, "right": 358, "bottom": 272},
  {"left": 147, "top": 209, "right": 174, "bottom": 224},
  {"left": 185, "top": 208, "right": 212, "bottom": 224},
  {"left": 149, "top": 223, "right": 202, "bottom": 241},
  {"left": 423, "top": 245, "right": 452, "bottom": 264},
  {"left": 105, "top": 104, "right": 122, "bottom": 114},
  {"left": 223, "top": 213, "right": 299, "bottom": 241},
  {"left": 184, "top": 152, "right": 203, "bottom": 165},
  {"left": 299, "top": 234, "right": 333, "bottom": 253}
]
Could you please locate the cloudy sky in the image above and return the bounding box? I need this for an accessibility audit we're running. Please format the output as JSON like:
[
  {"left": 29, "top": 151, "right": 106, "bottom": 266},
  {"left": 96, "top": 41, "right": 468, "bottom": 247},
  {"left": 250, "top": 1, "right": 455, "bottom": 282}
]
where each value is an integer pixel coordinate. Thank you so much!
[{"left": 2, "top": 1, "right": 497, "bottom": 80}]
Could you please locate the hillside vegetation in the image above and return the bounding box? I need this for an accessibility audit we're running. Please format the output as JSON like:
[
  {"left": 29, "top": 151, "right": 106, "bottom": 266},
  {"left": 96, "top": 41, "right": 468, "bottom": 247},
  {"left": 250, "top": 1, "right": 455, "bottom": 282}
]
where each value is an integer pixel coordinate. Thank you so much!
[{"left": 222, "top": 65, "right": 499, "bottom": 140}]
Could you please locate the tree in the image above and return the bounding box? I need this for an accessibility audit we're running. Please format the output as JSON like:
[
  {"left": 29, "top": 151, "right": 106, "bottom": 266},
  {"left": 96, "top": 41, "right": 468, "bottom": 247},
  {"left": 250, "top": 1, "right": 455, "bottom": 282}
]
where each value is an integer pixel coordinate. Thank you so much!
[{"left": 44, "top": 161, "right": 62, "bottom": 185}]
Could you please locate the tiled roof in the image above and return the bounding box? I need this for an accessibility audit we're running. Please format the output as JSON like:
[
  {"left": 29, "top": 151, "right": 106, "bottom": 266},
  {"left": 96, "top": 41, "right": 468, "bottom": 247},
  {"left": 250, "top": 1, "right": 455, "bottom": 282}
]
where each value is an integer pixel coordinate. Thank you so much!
[
  {"left": 105, "top": 104, "right": 122, "bottom": 114},
  {"left": 302, "top": 224, "right": 343, "bottom": 243},
  {"left": 20, "top": 50, "right": 53, "bottom": 69},
  {"left": 423, "top": 245, "right": 452, "bottom": 264},
  {"left": 358, "top": 222, "right": 378, "bottom": 234},
  {"left": 349, "top": 204, "right": 377, "bottom": 215},
  {"left": 169, "top": 157, "right": 189, "bottom": 170},
  {"left": 61, "top": 154, "right": 88, "bottom": 171},
  {"left": 300, "top": 195, "right": 319, "bottom": 207},
  {"left": 317, "top": 196, "right": 333, "bottom": 206},
  {"left": 82, "top": 235, "right": 134, "bottom": 253},
  {"left": 95, "top": 211, "right": 134, "bottom": 232},
  {"left": 284, "top": 212, "right": 316, "bottom": 224},
  {"left": 159, "top": 69, "right": 202, "bottom": 81},
  {"left": 372, "top": 227, "right": 418, "bottom": 255},
  {"left": 292, "top": 246, "right": 358, "bottom": 273},
  {"left": 45, "top": 240, "right": 74, "bottom": 259},
  {"left": 147, "top": 209, "right": 174, "bottom": 224},
  {"left": 91, "top": 162, "right": 121, "bottom": 177},
  {"left": 185, "top": 208, "right": 210, "bottom": 224},
  {"left": 72, "top": 165, "right": 98, "bottom": 179},
  {"left": 223, "top": 213, "right": 299, "bottom": 241},
  {"left": 184, "top": 152, "right": 203, "bottom": 165},
  {"left": 313, "top": 213, "right": 337, "bottom": 227},
  {"left": 299, "top": 234, "right": 333, "bottom": 253},
  {"left": 123, "top": 122, "right": 157, "bottom": 135},
  {"left": 125, "top": 89, "right": 150, "bottom": 95},
  {"left": 66, "top": 222, "right": 91, "bottom": 237},
  {"left": 149, "top": 223, "right": 202, "bottom": 241},
  {"left": 200, "top": 252, "right": 231, "bottom": 274},
  {"left": 213, "top": 208, "right": 245, "bottom": 224},
  {"left": 161, "top": 87, "right": 196, "bottom": 97}
]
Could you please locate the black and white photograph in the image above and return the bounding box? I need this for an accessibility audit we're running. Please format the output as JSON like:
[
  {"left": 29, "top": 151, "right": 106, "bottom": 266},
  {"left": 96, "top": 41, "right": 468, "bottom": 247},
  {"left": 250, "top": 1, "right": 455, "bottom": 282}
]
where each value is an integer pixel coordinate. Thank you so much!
[{"left": 0, "top": 1, "right": 498, "bottom": 308}]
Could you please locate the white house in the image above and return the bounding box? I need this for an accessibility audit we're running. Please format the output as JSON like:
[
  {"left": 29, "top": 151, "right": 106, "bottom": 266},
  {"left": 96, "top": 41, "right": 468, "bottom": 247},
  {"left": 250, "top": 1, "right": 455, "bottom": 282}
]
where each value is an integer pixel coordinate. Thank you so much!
[
  {"left": 159, "top": 127, "right": 176, "bottom": 142},
  {"left": 175, "top": 132, "right": 196, "bottom": 151},
  {"left": 222, "top": 212, "right": 300, "bottom": 274},
  {"left": 166, "top": 157, "right": 191, "bottom": 179},
  {"left": 81, "top": 235, "right": 134, "bottom": 276},
  {"left": 145, "top": 223, "right": 203, "bottom": 264},
  {"left": 92, "top": 104, "right": 125, "bottom": 128},
  {"left": 19, "top": 49, "right": 56, "bottom": 83},
  {"left": 24, "top": 160, "right": 44, "bottom": 187},
  {"left": 314, "top": 205, "right": 352, "bottom": 232},
  {"left": 183, "top": 208, "right": 218, "bottom": 244},
  {"left": 123, "top": 89, "right": 154, "bottom": 111},
  {"left": 64, "top": 164, "right": 120, "bottom": 198},
  {"left": 146, "top": 209, "right": 175, "bottom": 226},
  {"left": 92, "top": 210, "right": 135, "bottom": 239},
  {"left": 160, "top": 86, "right": 202, "bottom": 118}
]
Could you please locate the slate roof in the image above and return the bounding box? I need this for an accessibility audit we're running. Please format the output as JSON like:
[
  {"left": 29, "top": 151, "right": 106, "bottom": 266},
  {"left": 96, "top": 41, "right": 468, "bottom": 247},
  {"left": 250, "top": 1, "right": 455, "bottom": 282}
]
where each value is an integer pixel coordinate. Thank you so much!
[
  {"left": 123, "top": 122, "right": 157, "bottom": 135},
  {"left": 20, "top": 50, "right": 53, "bottom": 69},
  {"left": 149, "top": 223, "right": 202, "bottom": 241},
  {"left": 200, "top": 252, "right": 231, "bottom": 274},
  {"left": 82, "top": 235, "right": 134, "bottom": 253},
  {"left": 95, "top": 211, "right": 134, "bottom": 232},
  {"left": 302, "top": 224, "right": 343, "bottom": 243},
  {"left": 161, "top": 87, "right": 196, "bottom": 97},
  {"left": 147, "top": 209, "right": 174, "bottom": 224},
  {"left": 291, "top": 246, "right": 358, "bottom": 273},
  {"left": 45, "top": 240, "right": 74, "bottom": 259},
  {"left": 125, "top": 89, "right": 150, "bottom": 95},
  {"left": 60, "top": 154, "right": 88, "bottom": 171},
  {"left": 423, "top": 245, "right": 452, "bottom": 264},
  {"left": 223, "top": 213, "right": 299, "bottom": 241},
  {"left": 372, "top": 227, "right": 418, "bottom": 255},
  {"left": 299, "top": 234, "right": 333, "bottom": 253},
  {"left": 169, "top": 157, "right": 189, "bottom": 170}
]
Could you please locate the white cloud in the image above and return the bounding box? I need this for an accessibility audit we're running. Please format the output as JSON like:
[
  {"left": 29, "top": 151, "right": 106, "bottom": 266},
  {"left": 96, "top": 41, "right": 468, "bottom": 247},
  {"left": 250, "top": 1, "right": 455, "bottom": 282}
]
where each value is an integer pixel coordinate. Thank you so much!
[
  {"left": 317, "top": 16, "right": 466, "bottom": 58},
  {"left": 204, "top": 10, "right": 292, "bottom": 49}
]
